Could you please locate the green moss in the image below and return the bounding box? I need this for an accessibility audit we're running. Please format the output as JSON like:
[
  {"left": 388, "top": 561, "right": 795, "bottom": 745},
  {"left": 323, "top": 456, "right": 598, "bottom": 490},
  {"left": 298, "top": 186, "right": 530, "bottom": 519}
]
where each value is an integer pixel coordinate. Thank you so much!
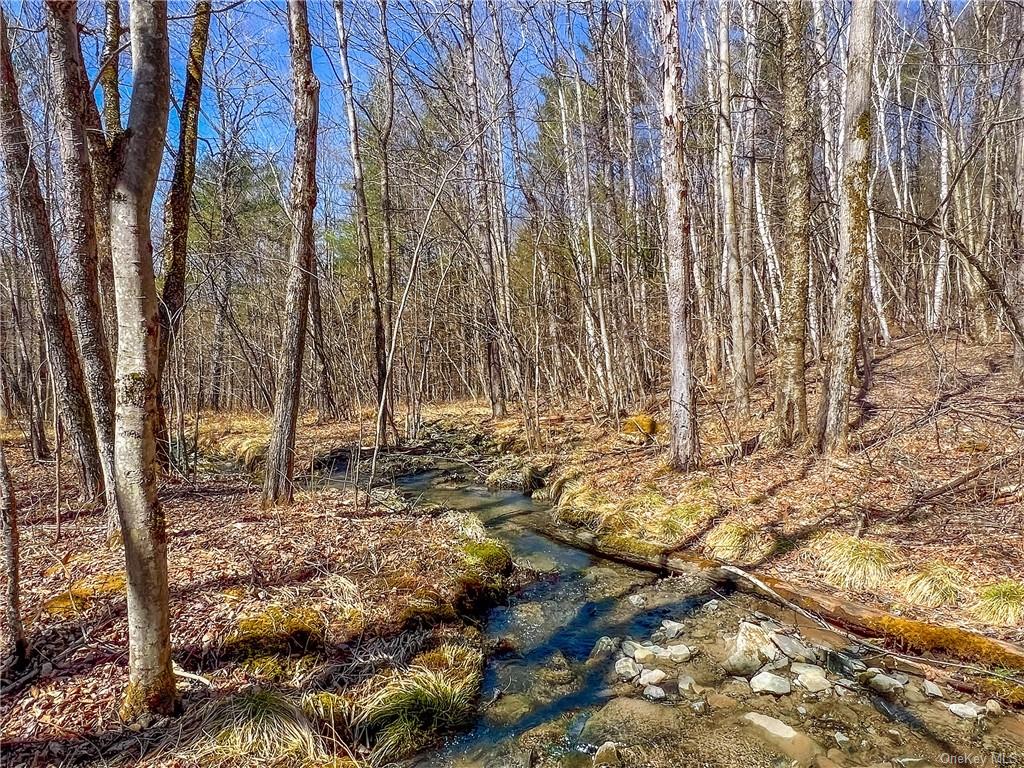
[
  {"left": 225, "top": 605, "right": 327, "bottom": 659},
  {"left": 42, "top": 572, "right": 127, "bottom": 616},
  {"left": 463, "top": 539, "right": 513, "bottom": 576},
  {"left": 119, "top": 674, "right": 179, "bottom": 723},
  {"left": 868, "top": 615, "right": 1024, "bottom": 671},
  {"left": 601, "top": 532, "right": 665, "bottom": 558},
  {"left": 623, "top": 414, "right": 659, "bottom": 439}
]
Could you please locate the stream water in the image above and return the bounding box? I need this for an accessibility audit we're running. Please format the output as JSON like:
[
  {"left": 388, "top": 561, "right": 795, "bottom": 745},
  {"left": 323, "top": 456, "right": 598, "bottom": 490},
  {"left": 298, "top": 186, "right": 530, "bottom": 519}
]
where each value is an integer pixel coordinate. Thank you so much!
[{"left": 394, "top": 468, "right": 1024, "bottom": 768}]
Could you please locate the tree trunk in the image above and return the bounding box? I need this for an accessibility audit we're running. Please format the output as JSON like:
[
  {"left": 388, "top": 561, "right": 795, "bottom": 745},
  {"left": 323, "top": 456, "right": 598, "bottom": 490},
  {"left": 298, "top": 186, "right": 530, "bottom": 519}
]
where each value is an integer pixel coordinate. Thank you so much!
[
  {"left": 662, "top": 0, "right": 698, "bottom": 470},
  {"left": 0, "top": 9, "right": 104, "bottom": 502},
  {"left": 44, "top": 0, "right": 118, "bottom": 520},
  {"left": 262, "top": 0, "right": 319, "bottom": 506},
  {"left": 775, "top": 0, "right": 810, "bottom": 446},
  {"left": 157, "top": 0, "right": 211, "bottom": 454},
  {"left": 108, "top": 0, "right": 177, "bottom": 721},
  {"left": 0, "top": 438, "right": 27, "bottom": 669},
  {"left": 816, "top": 0, "right": 876, "bottom": 454}
]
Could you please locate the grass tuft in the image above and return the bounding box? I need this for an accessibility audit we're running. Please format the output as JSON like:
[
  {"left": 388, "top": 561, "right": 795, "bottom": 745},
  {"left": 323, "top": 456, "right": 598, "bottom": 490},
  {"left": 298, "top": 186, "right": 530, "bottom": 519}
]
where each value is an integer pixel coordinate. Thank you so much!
[
  {"left": 704, "top": 521, "right": 775, "bottom": 564},
  {"left": 367, "top": 665, "right": 480, "bottom": 759},
  {"left": 812, "top": 533, "right": 901, "bottom": 591},
  {"left": 972, "top": 580, "right": 1024, "bottom": 627},
  {"left": 898, "top": 563, "right": 966, "bottom": 608},
  {"left": 198, "top": 688, "right": 328, "bottom": 766}
]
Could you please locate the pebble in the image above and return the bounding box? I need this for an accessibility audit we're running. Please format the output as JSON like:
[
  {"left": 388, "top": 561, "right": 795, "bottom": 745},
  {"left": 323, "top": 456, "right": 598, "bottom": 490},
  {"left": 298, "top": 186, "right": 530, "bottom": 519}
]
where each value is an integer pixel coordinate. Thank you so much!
[
  {"left": 661, "top": 643, "right": 693, "bottom": 663},
  {"left": 627, "top": 594, "right": 646, "bottom": 608},
  {"left": 614, "top": 657, "right": 639, "bottom": 679},
  {"left": 643, "top": 685, "right": 666, "bottom": 701},
  {"left": 750, "top": 670, "right": 792, "bottom": 695},
  {"left": 835, "top": 732, "right": 850, "bottom": 749},
  {"left": 661, "top": 619, "right": 685, "bottom": 639},
  {"left": 948, "top": 702, "right": 986, "bottom": 720},
  {"left": 620, "top": 640, "right": 640, "bottom": 658},
  {"left": 923, "top": 680, "right": 943, "bottom": 698},
  {"left": 984, "top": 700, "right": 1002, "bottom": 717},
  {"left": 678, "top": 673, "right": 698, "bottom": 694},
  {"left": 638, "top": 668, "right": 667, "bottom": 686},
  {"left": 865, "top": 673, "right": 904, "bottom": 694},
  {"left": 772, "top": 634, "right": 815, "bottom": 663},
  {"left": 633, "top": 646, "right": 664, "bottom": 666},
  {"left": 702, "top": 599, "right": 721, "bottom": 614}
]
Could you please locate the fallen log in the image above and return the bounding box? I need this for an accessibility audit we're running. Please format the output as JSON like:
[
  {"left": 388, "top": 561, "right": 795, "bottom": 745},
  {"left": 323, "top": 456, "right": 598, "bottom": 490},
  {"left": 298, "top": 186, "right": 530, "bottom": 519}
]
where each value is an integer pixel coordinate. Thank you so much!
[{"left": 535, "top": 525, "right": 1024, "bottom": 677}]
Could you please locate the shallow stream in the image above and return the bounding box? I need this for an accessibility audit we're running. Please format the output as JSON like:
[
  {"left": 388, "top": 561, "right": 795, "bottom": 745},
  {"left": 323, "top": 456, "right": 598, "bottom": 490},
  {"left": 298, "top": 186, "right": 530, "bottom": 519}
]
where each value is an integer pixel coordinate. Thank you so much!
[{"left": 395, "top": 468, "right": 1024, "bottom": 768}]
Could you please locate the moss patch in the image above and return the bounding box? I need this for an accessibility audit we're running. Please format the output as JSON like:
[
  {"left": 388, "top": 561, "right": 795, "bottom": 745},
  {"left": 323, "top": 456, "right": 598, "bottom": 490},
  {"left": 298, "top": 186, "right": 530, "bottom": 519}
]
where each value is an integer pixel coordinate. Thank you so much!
[
  {"left": 224, "top": 605, "right": 327, "bottom": 659},
  {"left": 42, "top": 572, "right": 127, "bottom": 616}
]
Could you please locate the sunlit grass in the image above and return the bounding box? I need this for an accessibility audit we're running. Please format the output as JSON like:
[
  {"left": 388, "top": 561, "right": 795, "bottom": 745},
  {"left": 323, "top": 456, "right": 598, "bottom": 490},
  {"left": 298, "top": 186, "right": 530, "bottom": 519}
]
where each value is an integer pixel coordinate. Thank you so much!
[
  {"left": 812, "top": 533, "right": 901, "bottom": 591},
  {"left": 898, "top": 563, "right": 966, "bottom": 608},
  {"left": 705, "top": 521, "right": 775, "bottom": 564},
  {"left": 972, "top": 580, "right": 1024, "bottom": 626}
]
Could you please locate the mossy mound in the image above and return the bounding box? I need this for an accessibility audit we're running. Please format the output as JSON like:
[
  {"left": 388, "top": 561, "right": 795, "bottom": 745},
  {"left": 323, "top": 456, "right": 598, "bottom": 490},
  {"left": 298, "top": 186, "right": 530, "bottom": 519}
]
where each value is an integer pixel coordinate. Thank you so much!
[
  {"left": 485, "top": 461, "right": 545, "bottom": 494},
  {"left": 41, "top": 572, "right": 127, "bottom": 617},
  {"left": 224, "top": 605, "right": 327, "bottom": 660},
  {"left": 622, "top": 414, "right": 659, "bottom": 443},
  {"left": 455, "top": 539, "right": 513, "bottom": 612}
]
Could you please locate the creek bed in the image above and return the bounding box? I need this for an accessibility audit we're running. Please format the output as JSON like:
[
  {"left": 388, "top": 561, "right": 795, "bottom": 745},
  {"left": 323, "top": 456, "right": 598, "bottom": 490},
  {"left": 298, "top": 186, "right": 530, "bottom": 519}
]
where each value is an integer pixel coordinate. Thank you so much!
[{"left": 397, "top": 468, "right": 1024, "bottom": 768}]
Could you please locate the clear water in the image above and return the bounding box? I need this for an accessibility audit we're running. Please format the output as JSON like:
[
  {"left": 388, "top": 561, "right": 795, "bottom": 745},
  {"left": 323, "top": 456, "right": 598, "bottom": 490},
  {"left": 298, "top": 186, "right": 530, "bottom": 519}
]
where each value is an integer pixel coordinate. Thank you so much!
[{"left": 395, "top": 469, "right": 699, "bottom": 766}]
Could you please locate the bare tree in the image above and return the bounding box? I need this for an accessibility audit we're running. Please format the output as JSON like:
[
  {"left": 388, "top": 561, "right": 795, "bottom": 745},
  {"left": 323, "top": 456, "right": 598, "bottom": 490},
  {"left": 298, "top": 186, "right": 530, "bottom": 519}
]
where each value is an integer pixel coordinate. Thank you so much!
[
  {"left": 108, "top": 0, "right": 176, "bottom": 721},
  {"left": 0, "top": 438, "right": 26, "bottom": 669},
  {"left": 262, "top": 0, "right": 319, "bottom": 506}
]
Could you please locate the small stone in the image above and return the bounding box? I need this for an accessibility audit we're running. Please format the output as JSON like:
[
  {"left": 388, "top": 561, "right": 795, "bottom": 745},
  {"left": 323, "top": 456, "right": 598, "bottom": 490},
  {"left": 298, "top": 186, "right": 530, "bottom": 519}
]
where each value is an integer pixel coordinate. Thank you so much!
[
  {"left": 702, "top": 599, "right": 721, "bottom": 613},
  {"left": 643, "top": 685, "right": 666, "bottom": 700},
  {"left": 948, "top": 702, "right": 985, "bottom": 720},
  {"left": 904, "top": 685, "right": 927, "bottom": 703},
  {"left": 984, "top": 700, "right": 1002, "bottom": 717},
  {"left": 834, "top": 732, "right": 850, "bottom": 749},
  {"left": 627, "top": 594, "right": 646, "bottom": 608},
  {"left": 773, "top": 634, "right": 815, "bottom": 663},
  {"left": 690, "top": 698, "right": 709, "bottom": 715},
  {"left": 865, "top": 673, "right": 904, "bottom": 694},
  {"left": 923, "top": 680, "right": 943, "bottom": 698},
  {"left": 592, "top": 637, "right": 619, "bottom": 656},
  {"left": 743, "top": 711, "right": 797, "bottom": 739},
  {"left": 620, "top": 640, "right": 640, "bottom": 658},
  {"left": 663, "top": 643, "right": 693, "bottom": 663},
  {"left": 39, "top": 663, "right": 53, "bottom": 677},
  {"left": 750, "top": 670, "right": 792, "bottom": 695},
  {"left": 593, "top": 741, "right": 620, "bottom": 766},
  {"left": 614, "top": 657, "right": 639, "bottom": 680},
  {"left": 791, "top": 662, "right": 827, "bottom": 677},
  {"left": 677, "top": 673, "right": 698, "bottom": 694},
  {"left": 662, "top": 619, "right": 685, "bottom": 639},
  {"left": 650, "top": 630, "right": 667, "bottom": 645},
  {"left": 633, "top": 646, "right": 664, "bottom": 666},
  {"left": 638, "top": 668, "right": 667, "bottom": 686}
]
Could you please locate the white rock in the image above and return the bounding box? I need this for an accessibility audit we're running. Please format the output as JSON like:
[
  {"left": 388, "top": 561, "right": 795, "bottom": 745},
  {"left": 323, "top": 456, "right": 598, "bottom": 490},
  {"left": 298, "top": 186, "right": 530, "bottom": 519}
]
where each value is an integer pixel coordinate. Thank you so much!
[
  {"left": 835, "top": 732, "right": 850, "bottom": 749},
  {"left": 593, "top": 741, "right": 620, "bottom": 767},
  {"left": 661, "top": 619, "right": 685, "bottom": 639},
  {"left": 743, "top": 712, "right": 797, "bottom": 739},
  {"left": 661, "top": 643, "right": 693, "bottom": 663},
  {"left": 678, "top": 673, "right": 698, "bottom": 693},
  {"left": 923, "top": 680, "right": 943, "bottom": 698},
  {"left": 798, "top": 673, "right": 831, "bottom": 694},
  {"left": 772, "top": 634, "right": 815, "bottom": 663},
  {"left": 620, "top": 640, "right": 640, "bottom": 658},
  {"left": 638, "top": 668, "right": 667, "bottom": 686},
  {"left": 722, "top": 622, "right": 781, "bottom": 675},
  {"left": 614, "top": 657, "right": 639, "bottom": 679},
  {"left": 750, "top": 670, "right": 792, "bottom": 695},
  {"left": 791, "top": 662, "right": 826, "bottom": 677},
  {"left": 643, "top": 685, "right": 666, "bottom": 700},
  {"left": 633, "top": 646, "right": 664, "bottom": 666},
  {"left": 949, "top": 702, "right": 986, "bottom": 720},
  {"left": 627, "top": 594, "right": 646, "bottom": 608},
  {"left": 702, "top": 599, "right": 721, "bottom": 613},
  {"left": 866, "top": 673, "right": 904, "bottom": 694},
  {"left": 984, "top": 700, "right": 1002, "bottom": 717}
]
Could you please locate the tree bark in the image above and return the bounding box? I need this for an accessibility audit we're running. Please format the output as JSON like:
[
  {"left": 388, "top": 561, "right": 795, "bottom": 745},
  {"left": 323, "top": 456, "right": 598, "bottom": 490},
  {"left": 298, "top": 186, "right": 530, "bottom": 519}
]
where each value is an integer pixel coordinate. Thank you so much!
[
  {"left": 0, "top": 9, "right": 104, "bottom": 502},
  {"left": 816, "top": 0, "right": 876, "bottom": 454},
  {"left": 44, "top": 0, "right": 118, "bottom": 519},
  {"left": 157, "top": 0, "right": 211, "bottom": 453},
  {"left": 0, "top": 438, "right": 27, "bottom": 669},
  {"left": 262, "top": 0, "right": 319, "bottom": 506},
  {"left": 775, "top": 0, "right": 810, "bottom": 446},
  {"left": 107, "top": 0, "right": 177, "bottom": 721},
  {"left": 662, "top": 0, "right": 698, "bottom": 470}
]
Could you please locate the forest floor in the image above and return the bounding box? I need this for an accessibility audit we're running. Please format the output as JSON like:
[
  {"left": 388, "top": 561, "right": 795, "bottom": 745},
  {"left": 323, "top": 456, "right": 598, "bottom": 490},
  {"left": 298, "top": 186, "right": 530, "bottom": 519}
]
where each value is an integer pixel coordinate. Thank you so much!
[
  {"left": 1, "top": 334, "right": 1022, "bottom": 767},
  {"left": 485, "top": 335, "right": 1024, "bottom": 645},
  {"left": 0, "top": 419, "right": 516, "bottom": 766}
]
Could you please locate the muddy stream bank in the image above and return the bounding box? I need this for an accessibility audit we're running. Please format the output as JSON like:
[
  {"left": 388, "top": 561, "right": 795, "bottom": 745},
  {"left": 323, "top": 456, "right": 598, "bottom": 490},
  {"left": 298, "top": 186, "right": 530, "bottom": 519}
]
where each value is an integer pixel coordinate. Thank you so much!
[{"left": 394, "top": 466, "right": 1023, "bottom": 768}]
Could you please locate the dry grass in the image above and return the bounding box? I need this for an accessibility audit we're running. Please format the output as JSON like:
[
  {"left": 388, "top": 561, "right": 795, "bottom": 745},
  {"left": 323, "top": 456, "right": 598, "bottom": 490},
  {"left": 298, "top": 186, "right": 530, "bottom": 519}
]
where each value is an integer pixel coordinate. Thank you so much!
[
  {"left": 704, "top": 521, "right": 776, "bottom": 564},
  {"left": 811, "top": 533, "right": 902, "bottom": 591},
  {"left": 972, "top": 580, "right": 1024, "bottom": 626},
  {"left": 898, "top": 563, "right": 967, "bottom": 608}
]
